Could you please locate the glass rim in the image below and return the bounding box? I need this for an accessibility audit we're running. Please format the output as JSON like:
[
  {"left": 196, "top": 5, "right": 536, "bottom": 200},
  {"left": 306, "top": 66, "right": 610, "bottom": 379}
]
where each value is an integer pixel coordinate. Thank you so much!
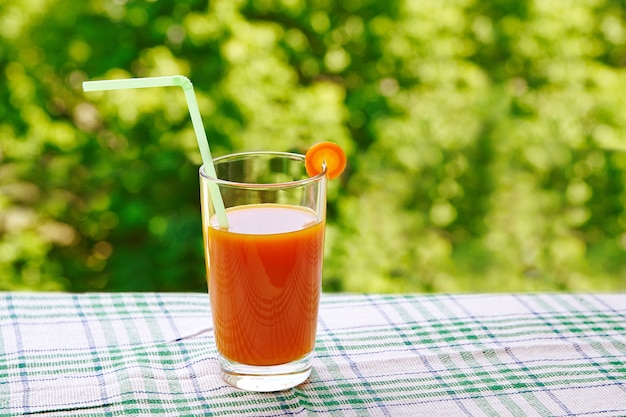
[{"left": 199, "top": 151, "right": 327, "bottom": 189}]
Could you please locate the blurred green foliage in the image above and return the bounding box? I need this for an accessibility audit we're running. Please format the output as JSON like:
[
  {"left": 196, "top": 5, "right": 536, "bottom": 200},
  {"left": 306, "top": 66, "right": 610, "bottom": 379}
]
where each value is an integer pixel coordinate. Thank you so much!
[{"left": 1, "top": 0, "right": 626, "bottom": 293}]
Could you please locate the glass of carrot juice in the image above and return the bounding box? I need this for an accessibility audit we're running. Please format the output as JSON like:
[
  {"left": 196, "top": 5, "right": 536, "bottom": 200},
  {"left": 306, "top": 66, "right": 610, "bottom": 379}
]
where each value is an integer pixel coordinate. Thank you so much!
[{"left": 199, "top": 151, "right": 327, "bottom": 392}]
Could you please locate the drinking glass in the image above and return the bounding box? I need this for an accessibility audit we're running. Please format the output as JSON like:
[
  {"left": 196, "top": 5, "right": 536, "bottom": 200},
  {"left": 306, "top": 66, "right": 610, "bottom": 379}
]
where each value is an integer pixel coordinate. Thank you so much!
[{"left": 199, "top": 152, "right": 327, "bottom": 392}]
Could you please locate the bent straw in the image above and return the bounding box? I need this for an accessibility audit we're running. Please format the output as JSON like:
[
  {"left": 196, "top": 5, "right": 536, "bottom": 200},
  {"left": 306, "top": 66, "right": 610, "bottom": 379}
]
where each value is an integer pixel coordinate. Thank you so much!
[{"left": 83, "top": 76, "right": 229, "bottom": 228}]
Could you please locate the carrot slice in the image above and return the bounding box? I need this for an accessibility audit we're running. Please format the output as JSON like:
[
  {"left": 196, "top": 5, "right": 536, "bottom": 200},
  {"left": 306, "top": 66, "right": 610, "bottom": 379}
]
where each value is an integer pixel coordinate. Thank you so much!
[{"left": 305, "top": 141, "right": 347, "bottom": 180}]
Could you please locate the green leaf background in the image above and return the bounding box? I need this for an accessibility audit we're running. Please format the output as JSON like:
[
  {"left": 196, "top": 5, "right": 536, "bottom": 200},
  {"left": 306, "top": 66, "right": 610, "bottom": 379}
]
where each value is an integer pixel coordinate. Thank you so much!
[{"left": 1, "top": 0, "right": 626, "bottom": 292}]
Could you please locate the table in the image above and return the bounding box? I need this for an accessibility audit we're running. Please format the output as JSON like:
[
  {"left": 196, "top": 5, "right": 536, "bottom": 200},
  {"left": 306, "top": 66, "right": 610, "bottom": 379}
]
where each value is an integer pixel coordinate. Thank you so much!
[{"left": 1, "top": 292, "right": 625, "bottom": 416}]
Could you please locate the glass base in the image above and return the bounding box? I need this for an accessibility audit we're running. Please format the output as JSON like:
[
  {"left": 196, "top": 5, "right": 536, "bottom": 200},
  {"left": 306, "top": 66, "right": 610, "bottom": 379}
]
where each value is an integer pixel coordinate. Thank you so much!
[{"left": 219, "top": 352, "right": 313, "bottom": 392}]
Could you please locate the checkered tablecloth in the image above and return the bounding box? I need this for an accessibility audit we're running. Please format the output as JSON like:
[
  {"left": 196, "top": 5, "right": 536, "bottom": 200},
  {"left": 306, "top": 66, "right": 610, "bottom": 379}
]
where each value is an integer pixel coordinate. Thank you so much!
[{"left": 1, "top": 292, "right": 625, "bottom": 416}]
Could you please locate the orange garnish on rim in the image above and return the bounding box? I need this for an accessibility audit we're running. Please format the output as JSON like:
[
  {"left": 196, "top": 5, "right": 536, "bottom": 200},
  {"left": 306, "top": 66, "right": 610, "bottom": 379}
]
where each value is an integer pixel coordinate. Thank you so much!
[{"left": 305, "top": 141, "right": 347, "bottom": 180}]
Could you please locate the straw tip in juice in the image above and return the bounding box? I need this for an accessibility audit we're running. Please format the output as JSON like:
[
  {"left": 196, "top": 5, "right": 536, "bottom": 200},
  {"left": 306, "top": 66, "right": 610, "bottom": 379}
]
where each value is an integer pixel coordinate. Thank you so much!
[{"left": 305, "top": 141, "right": 347, "bottom": 180}]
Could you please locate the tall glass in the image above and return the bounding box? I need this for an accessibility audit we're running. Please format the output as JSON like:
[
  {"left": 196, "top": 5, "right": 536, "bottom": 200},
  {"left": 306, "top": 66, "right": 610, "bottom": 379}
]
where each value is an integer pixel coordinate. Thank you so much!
[{"left": 199, "top": 152, "right": 327, "bottom": 392}]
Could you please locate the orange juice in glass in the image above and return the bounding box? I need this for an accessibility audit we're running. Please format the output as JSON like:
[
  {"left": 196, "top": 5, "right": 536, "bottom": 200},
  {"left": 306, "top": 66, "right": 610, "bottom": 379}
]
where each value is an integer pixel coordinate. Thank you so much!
[{"left": 199, "top": 152, "right": 327, "bottom": 392}]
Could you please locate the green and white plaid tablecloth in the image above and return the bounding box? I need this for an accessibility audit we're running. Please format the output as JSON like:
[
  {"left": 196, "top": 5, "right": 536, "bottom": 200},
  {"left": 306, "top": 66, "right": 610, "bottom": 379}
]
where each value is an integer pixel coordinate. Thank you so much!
[{"left": 1, "top": 292, "right": 625, "bottom": 416}]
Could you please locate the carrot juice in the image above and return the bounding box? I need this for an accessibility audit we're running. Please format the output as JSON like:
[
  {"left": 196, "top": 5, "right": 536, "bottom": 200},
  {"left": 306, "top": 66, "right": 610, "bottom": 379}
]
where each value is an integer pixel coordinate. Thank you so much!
[{"left": 206, "top": 203, "right": 324, "bottom": 366}]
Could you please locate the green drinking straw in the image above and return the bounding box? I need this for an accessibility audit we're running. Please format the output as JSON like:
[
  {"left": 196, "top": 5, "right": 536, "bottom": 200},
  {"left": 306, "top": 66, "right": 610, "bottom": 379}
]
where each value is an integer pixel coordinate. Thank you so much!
[{"left": 82, "top": 75, "right": 229, "bottom": 229}]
